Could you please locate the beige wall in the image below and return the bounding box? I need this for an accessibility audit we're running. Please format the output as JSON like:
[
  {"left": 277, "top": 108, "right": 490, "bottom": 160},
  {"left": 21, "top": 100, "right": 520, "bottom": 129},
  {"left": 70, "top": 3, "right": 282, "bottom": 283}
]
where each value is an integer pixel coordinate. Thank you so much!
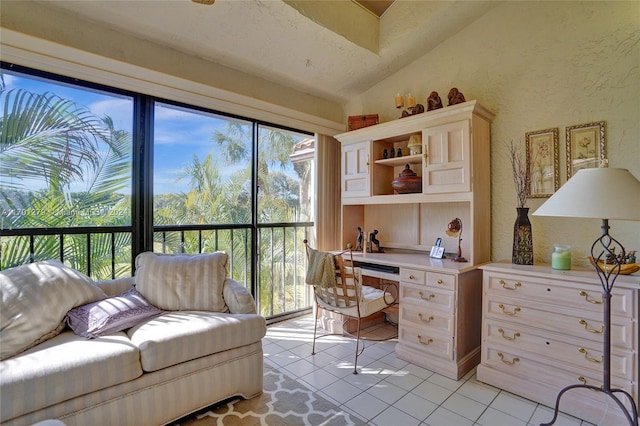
[{"left": 345, "top": 1, "right": 640, "bottom": 265}]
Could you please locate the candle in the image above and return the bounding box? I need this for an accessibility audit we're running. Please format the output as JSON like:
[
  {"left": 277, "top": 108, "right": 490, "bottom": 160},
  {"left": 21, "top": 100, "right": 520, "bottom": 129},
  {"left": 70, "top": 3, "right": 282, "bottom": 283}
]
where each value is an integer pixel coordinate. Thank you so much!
[
  {"left": 407, "top": 93, "right": 416, "bottom": 108},
  {"left": 395, "top": 93, "right": 404, "bottom": 108}
]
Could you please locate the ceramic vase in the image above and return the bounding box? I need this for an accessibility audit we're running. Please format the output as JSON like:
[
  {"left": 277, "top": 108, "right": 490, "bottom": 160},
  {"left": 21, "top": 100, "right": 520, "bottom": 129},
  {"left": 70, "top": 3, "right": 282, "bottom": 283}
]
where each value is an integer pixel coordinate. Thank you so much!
[{"left": 512, "top": 207, "right": 533, "bottom": 265}]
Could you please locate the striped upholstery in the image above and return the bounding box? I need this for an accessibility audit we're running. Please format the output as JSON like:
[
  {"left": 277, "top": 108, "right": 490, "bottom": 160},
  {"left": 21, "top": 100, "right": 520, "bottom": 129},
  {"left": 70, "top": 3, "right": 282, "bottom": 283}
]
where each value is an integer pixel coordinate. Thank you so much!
[
  {"left": 128, "top": 311, "right": 266, "bottom": 372},
  {"left": 1, "top": 270, "right": 265, "bottom": 426},
  {"left": 0, "top": 260, "right": 107, "bottom": 360},
  {"left": 0, "top": 331, "right": 141, "bottom": 423},
  {"left": 4, "top": 342, "right": 263, "bottom": 426},
  {"left": 135, "top": 251, "right": 229, "bottom": 312}
]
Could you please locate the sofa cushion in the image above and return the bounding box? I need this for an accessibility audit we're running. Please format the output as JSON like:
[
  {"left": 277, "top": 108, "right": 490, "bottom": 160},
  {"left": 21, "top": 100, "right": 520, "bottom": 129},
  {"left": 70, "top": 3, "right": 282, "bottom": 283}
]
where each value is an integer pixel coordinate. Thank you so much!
[
  {"left": 0, "top": 260, "right": 107, "bottom": 360},
  {"left": 135, "top": 252, "right": 228, "bottom": 312},
  {"left": 0, "top": 331, "right": 142, "bottom": 423},
  {"left": 66, "top": 288, "right": 164, "bottom": 338},
  {"left": 127, "top": 311, "right": 266, "bottom": 372}
]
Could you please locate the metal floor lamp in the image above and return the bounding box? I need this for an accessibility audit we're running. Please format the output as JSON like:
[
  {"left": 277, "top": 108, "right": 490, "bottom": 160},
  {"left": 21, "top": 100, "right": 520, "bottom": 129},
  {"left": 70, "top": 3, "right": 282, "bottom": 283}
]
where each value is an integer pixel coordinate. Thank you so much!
[{"left": 533, "top": 167, "right": 640, "bottom": 426}]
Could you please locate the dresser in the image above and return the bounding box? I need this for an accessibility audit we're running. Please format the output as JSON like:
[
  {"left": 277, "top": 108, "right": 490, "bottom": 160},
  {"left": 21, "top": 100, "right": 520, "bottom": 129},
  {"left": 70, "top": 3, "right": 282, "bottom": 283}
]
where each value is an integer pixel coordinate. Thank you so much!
[{"left": 477, "top": 262, "right": 639, "bottom": 424}]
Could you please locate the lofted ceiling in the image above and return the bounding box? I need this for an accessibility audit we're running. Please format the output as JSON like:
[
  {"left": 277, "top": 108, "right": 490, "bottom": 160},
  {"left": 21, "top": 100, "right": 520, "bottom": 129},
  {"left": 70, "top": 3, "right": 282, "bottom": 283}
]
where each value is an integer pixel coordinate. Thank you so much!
[{"left": 36, "top": 0, "right": 499, "bottom": 103}]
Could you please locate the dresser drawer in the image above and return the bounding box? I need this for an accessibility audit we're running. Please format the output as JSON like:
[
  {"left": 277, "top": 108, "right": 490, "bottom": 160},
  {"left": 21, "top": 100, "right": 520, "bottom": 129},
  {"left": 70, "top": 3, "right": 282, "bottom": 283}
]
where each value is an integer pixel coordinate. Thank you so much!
[
  {"left": 484, "top": 319, "right": 634, "bottom": 380},
  {"left": 426, "top": 272, "right": 455, "bottom": 290},
  {"left": 400, "top": 303, "right": 453, "bottom": 335},
  {"left": 482, "top": 345, "right": 635, "bottom": 398},
  {"left": 400, "top": 268, "right": 425, "bottom": 285},
  {"left": 399, "top": 323, "right": 453, "bottom": 360},
  {"left": 401, "top": 283, "right": 454, "bottom": 312},
  {"left": 484, "top": 296, "right": 635, "bottom": 350},
  {"left": 485, "top": 272, "right": 635, "bottom": 317}
]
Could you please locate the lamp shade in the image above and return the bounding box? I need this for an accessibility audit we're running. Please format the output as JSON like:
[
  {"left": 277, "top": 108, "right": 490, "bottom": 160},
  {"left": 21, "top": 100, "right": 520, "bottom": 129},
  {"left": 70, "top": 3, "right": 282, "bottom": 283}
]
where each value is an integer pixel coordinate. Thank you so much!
[{"left": 533, "top": 168, "right": 640, "bottom": 220}]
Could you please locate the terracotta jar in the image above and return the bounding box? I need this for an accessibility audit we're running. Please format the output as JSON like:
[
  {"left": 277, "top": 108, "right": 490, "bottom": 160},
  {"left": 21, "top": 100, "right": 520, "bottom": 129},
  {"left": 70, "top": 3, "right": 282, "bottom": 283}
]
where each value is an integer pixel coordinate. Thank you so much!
[{"left": 392, "top": 164, "right": 422, "bottom": 194}]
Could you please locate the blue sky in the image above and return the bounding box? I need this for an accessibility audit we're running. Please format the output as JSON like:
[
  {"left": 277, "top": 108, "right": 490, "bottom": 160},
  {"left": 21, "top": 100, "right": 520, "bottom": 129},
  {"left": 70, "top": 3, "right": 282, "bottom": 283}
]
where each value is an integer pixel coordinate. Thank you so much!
[{"left": 1, "top": 70, "right": 255, "bottom": 195}]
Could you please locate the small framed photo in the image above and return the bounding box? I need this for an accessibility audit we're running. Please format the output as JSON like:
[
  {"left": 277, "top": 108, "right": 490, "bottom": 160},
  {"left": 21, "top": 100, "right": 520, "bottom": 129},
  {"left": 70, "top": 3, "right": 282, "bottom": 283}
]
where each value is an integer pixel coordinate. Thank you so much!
[
  {"left": 566, "top": 121, "right": 606, "bottom": 178},
  {"left": 525, "top": 127, "right": 559, "bottom": 198},
  {"left": 429, "top": 246, "right": 445, "bottom": 259}
]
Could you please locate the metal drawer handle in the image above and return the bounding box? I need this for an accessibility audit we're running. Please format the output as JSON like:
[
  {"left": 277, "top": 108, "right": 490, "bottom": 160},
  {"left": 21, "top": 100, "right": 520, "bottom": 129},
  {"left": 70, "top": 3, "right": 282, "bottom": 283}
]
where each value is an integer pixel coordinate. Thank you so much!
[
  {"left": 418, "top": 313, "right": 434, "bottom": 323},
  {"left": 578, "top": 319, "right": 604, "bottom": 333},
  {"left": 498, "top": 328, "right": 520, "bottom": 341},
  {"left": 579, "top": 290, "right": 604, "bottom": 304},
  {"left": 417, "top": 335, "right": 433, "bottom": 345},
  {"left": 498, "top": 304, "right": 521, "bottom": 316},
  {"left": 500, "top": 280, "right": 522, "bottom": 290},
  {"left": 436, "top": 279, "right": 443, "bottom": 285},
  {"left": 497, "top": 352, "right": 519, "bottom": 365},
  {"left": 578, "top": 376, "right": 602, "bottom": 391},
  {"left": 578, "top": 347, "right": 603, "bottom": 363},
  {"left": 419, "top": 291, "right": 436, "bottom": 301},
  {"left": 409, "top": 274, "right": 415, "bottom": 280}
]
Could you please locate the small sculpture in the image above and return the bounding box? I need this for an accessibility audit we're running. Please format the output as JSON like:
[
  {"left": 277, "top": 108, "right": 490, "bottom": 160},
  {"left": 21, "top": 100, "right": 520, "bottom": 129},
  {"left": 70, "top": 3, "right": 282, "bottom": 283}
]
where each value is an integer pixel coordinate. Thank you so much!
[
  {"left": 447, "top": 88, "right": 466, "bottom": 106},
  {"left": 427, "top": 91, "right": 443, "bottom": 111},
  {"left": 400, "top": 103, "right": 425, "bottom": 118},
  {"left": 367, "top": 229, "right": 383, "bottom": 253},
  {"left": 355, "top": 227, "right": 364, "bottom": 251}
]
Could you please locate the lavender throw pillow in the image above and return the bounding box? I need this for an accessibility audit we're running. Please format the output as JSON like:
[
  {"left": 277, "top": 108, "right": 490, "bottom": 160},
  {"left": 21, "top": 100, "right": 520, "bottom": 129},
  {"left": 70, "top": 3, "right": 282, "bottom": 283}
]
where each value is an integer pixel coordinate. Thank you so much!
[{"left": 66, "top": 288, "right": 164, "bottom": 338}]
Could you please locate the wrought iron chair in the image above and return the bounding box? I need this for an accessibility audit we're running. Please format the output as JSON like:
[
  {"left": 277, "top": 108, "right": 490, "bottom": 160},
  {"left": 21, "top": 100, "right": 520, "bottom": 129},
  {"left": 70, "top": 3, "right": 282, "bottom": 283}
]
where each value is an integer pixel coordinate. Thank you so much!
[{"left": 304, "top": 240, "right": 398, "bottom": 374}]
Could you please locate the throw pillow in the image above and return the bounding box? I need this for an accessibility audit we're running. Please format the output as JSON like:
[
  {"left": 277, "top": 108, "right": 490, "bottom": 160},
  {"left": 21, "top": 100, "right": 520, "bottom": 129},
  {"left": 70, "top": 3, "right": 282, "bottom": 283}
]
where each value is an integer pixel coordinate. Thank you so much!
[
  {"left": 135, "top": 252, "right": 229, "bottom": 312},
  {"left": 0, "top": 260, "right": 107, "bottom": 360},
  {"left": 66, "top": 287, "right": 164, "bottom": 338}
]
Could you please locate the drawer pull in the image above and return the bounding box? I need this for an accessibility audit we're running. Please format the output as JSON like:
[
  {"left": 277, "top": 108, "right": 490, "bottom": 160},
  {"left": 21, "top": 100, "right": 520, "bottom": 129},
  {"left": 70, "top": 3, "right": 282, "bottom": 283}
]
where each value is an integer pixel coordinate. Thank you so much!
[
  {"left": 497, "top": 352, "right": 519, "bottom": 365},
  {"left": 498, "top": 304, "right": 521, "bottom": 316},
  {"left": 409, "top": 274, "right": 415, "bottom": 280},
  {"left": 578, "top": 347, "right": 603, "bottom": 363},
  {"left": 578, "top": 376, "right": 602, "bottom": 390},
  {"left": 418, "top": 313, "right": 434, "bottom": 323},
  {"left": 579, "top": 290, "right": 604, "bottom": 304},
  {"left": 498, "top": 328, "right": 520, "bottom": 341},
  {"left": 436, "top": 279, "right": 443, "bottom": 285},
  {"left": 417, "top": 335, "right": 433, "bottom": 345},
  {"left": 500, "top": 280, "right": 522, "bottom": 290},
  {"left": 578, "top": 319, "right": 604, "bottom": 334},
  {"left": 419, "top": 291, "right": 436, "bottom": 301}
]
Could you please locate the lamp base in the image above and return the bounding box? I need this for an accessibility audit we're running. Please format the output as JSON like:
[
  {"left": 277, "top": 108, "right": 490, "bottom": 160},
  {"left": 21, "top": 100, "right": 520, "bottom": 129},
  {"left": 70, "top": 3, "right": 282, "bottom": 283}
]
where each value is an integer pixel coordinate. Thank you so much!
[{"left": 452, "top": 257, "right": 467, "bottom": 262}]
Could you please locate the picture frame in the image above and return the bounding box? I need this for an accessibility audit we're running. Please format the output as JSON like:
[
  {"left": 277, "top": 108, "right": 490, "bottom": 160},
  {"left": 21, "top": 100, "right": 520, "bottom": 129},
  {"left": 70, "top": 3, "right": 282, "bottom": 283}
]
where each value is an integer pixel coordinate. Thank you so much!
[
  {"left": 525, "top": 127, "right": 559, "bottom": 198},
  {"left": 566, "top": 121, "right": 606, "bottom": 178}
]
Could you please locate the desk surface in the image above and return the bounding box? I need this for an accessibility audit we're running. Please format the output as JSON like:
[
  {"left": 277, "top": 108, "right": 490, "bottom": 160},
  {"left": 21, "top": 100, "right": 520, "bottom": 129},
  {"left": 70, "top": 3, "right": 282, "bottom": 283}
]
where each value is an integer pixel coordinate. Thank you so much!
[{"left": 347, "top": 251, "right": 480, "bottom": 274}]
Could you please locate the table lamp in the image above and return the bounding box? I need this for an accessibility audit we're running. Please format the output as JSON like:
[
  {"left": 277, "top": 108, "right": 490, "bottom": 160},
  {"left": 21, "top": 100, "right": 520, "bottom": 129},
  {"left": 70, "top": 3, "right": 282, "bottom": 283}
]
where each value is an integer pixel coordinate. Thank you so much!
[
  {"left": 446, "top": 218, "right": 467, "bottom": 262},
  {"left": 533, "top": 167, "right": 640, "bottom": 425}
]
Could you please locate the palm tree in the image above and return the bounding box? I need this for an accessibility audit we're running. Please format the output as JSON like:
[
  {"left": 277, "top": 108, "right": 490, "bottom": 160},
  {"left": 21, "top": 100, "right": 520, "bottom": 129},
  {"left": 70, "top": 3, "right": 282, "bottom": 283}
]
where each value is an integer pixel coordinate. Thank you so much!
[{"left": 0, "top": 89, "right": 133, "bottom": 277}]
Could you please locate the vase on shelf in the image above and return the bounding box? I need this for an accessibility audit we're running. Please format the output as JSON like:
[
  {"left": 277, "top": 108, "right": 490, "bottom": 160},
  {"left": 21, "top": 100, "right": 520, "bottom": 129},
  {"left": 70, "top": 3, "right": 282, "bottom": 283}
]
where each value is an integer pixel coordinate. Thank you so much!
[{"left": 512, "top": 207, "right": 533, "bottom": 265}]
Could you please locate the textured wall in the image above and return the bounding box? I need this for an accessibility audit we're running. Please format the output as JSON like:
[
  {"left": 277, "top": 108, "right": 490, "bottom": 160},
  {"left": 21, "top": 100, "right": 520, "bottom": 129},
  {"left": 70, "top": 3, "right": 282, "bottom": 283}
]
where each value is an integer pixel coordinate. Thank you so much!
[{"left": 346, "top": 1, "right": 640, "bottom": 265}]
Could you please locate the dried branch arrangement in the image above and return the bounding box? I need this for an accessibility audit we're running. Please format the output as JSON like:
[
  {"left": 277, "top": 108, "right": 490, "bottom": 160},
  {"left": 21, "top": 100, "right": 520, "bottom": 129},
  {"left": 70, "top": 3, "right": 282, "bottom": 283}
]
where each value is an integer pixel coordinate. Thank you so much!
[{"left": 507, "top": 141, "right": 529, "bottom": 208}]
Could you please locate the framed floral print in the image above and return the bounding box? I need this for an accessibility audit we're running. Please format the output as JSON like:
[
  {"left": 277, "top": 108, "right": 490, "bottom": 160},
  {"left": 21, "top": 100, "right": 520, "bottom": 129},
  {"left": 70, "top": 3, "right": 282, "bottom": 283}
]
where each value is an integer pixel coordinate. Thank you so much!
[
  {"left": 525, "top": 127, "right": 559, "bottom": 198},
  {"left": 566, "top": 121, "right": 606, "bottom": 178}
]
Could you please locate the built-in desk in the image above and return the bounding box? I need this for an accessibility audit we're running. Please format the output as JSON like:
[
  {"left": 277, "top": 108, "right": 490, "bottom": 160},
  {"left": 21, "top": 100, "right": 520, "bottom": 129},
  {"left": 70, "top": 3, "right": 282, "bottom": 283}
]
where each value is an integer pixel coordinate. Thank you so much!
[{"left": 344, "top": 251, "right": 483, "bottom": 380}]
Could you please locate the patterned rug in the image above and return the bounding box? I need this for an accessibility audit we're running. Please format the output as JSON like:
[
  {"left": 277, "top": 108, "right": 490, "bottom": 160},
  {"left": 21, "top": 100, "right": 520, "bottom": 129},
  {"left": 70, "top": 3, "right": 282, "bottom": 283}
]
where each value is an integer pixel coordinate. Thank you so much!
[{"left": 173, "top": 363, "right": 366, "bottom": 426}]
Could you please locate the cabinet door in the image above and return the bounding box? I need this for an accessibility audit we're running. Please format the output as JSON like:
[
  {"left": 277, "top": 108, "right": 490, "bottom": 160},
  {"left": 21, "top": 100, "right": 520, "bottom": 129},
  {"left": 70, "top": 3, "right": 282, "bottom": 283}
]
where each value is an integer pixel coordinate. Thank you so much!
[
  {"left": 342, "top": 141, "right": 371, "bottom": 197},
  {"left": 423, "top": 120, "right": 471, "bottom": 193}
]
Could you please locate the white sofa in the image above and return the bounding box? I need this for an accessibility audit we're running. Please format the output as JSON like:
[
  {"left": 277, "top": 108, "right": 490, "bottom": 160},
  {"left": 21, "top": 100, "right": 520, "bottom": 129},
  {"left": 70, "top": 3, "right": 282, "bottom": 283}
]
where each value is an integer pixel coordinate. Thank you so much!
[{"left": 0, "top": 252, "right": 266, "bottom": 426}]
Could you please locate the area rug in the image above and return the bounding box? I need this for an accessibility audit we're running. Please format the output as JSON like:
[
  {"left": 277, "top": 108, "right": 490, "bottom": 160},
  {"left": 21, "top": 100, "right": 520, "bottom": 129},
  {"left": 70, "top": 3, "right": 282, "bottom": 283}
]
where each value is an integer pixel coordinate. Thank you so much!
[{"left": 173, "top": 363, "right": 366, "bottom": 426}]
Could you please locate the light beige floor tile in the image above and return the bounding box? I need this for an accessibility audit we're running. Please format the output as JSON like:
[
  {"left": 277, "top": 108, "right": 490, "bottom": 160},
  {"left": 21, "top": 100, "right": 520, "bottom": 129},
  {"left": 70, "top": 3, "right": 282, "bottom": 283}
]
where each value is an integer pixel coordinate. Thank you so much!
[
  {"left": 476, "top": 406, "right": 527, "bottom": 426},
  {"left": 423, "top": 406, "right": 474, "bottom": 426},
  {"left": 372, "top": 405, "right": 421, "bottom": 426}
]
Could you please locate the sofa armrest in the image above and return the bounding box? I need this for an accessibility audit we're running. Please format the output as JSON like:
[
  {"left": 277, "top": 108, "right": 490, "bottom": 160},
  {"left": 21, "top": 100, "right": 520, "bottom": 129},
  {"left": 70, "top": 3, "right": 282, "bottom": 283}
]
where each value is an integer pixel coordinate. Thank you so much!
[
  {"left": 223, "top": 279, "right": 257, "bottom": 314},
  {"left": 95, "top": 276, "right": 135, "bottom": 297}
]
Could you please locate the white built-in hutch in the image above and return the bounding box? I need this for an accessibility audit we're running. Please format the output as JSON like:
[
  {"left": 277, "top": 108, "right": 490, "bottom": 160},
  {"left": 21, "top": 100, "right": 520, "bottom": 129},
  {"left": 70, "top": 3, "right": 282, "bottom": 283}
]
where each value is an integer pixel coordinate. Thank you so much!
[{"left": 334, "top": 100, "right": 495, "bottom": 379}]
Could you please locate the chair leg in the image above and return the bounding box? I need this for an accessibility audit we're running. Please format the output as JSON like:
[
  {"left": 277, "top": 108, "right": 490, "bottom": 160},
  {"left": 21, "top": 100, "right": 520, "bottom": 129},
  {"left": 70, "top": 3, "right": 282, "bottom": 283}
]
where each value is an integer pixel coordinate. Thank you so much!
[
  {"left": 312, "top": 302, "right": 320, "bottom": 356},
  {"left": 353, "top": 317, "right": 361, "bottom": 375}
]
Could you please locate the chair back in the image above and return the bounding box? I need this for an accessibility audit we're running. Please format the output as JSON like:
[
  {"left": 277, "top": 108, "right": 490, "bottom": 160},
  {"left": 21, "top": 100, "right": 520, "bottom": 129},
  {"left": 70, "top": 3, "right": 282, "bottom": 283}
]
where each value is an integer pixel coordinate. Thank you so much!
[{"left": 305, "top": 243, "right": 363, "bottom": 312}]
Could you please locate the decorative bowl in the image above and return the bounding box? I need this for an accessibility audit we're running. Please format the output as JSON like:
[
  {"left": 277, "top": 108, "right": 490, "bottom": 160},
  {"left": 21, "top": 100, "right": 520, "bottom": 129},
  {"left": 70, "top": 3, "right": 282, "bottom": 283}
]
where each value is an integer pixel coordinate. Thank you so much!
[
  {"left": 392, "top": 164, "right": 422, "bottom": 194},
  {"left": 588, "top": 257, "right": 640, "bottom": 275}
]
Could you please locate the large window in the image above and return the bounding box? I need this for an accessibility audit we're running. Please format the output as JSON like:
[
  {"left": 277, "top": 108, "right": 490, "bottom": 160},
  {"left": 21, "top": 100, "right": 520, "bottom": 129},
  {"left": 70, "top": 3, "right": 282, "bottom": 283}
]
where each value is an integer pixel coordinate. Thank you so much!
[
  {"left": 0, "top": 67, "right": 134, "bottom": 276},
  {"left": 1, "top": 63, "right": 315, "bottom": 319}
]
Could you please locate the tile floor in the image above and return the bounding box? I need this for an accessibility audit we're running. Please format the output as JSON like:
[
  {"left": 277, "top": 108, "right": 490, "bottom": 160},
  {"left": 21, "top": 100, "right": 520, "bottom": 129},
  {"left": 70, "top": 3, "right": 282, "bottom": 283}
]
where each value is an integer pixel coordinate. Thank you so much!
[{"left": 262, "top": 315, "right": 600, "bottom": 426}]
